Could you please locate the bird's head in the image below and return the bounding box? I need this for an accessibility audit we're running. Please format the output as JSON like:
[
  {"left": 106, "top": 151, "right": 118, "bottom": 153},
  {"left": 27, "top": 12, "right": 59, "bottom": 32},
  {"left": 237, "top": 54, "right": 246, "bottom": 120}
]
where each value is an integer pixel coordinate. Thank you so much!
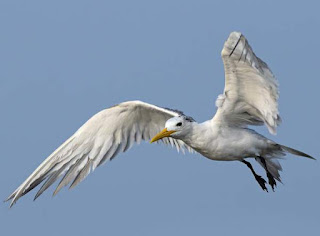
[{"left": 150, "top": 116, "right": 193, "bottom": 143}]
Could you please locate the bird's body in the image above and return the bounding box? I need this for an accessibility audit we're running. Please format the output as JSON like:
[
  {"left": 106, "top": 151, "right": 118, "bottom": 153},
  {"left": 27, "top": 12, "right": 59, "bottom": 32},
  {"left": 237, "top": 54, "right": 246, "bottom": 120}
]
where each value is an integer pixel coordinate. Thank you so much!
[
  {"left": 6, "top": 31, "right": 314, "bottom": 207},
  {"left": 184, "top": 122, "right": 263, "bottom": 161},
  {"left": 165, "top": 119, "right": 288, "bottom": 168}
]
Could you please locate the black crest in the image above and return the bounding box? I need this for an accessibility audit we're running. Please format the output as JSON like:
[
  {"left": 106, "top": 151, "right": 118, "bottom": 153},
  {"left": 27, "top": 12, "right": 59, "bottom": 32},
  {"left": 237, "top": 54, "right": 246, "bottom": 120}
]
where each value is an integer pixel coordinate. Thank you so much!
[{"left": 164, "top": 107, "right": 195, "bottom": 122}]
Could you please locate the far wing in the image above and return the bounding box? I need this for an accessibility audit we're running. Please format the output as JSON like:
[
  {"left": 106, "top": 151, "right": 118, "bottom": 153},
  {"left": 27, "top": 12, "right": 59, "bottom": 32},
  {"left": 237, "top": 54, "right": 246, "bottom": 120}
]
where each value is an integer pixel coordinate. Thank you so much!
[
  {"left": 6, "top": 101, "right": 193, "bottom": 207},
  {"left": 214, "top": 32, "right": 280, "bottom": 134}
]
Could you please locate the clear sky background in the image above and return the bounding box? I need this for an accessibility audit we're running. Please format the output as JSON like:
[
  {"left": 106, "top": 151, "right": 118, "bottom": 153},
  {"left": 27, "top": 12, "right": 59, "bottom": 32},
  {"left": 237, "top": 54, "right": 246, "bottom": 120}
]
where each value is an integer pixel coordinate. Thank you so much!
[{"left": 1, "top": 0, "right": 319, "bottom": 235}]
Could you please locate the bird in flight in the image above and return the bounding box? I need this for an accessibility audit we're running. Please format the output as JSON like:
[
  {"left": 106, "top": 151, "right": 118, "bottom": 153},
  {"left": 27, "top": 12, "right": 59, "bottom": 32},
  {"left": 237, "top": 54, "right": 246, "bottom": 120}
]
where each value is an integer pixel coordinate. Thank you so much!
[{"left": 6, "top": 32, "right": 314, "bottom": 207}]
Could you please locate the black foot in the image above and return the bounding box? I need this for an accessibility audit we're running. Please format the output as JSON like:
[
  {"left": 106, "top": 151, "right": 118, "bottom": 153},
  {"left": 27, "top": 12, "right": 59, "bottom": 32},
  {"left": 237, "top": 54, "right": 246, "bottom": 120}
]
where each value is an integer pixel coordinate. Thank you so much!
[
  {"left": 254, "top": 174, "right": 268, "bottom": 192},
  {"left": 241, "top": 160, "right": 269, "bottom": 192},
  {"left": 258, "top": 156, "right": 277, "bottom": 191},
  {"left": 267, "top": 172, "right": 277, "bottom": 191}
]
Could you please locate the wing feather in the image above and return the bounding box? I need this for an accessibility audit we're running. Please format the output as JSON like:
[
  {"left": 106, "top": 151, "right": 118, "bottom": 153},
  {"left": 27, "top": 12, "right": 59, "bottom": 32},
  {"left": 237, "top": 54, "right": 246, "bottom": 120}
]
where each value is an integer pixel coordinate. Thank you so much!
[
  {"left": 7, "top": 101, "right": 194, "bottom": 207},
  {"left": 53, "top": 156, "right": 84, "bottom": 196},
  {"left": 69, "top": 158, "right": 92, "bottom": 190},
  {"left": 214, "top": 32, "right": 280, "bottom": 134}
]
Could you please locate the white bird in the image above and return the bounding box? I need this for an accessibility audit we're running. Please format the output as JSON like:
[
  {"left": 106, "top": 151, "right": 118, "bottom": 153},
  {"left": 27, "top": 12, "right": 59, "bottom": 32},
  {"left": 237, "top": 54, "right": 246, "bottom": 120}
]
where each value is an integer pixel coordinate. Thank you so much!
[{"left": 6, "top": 32, "right": 314, "bottom": 207}]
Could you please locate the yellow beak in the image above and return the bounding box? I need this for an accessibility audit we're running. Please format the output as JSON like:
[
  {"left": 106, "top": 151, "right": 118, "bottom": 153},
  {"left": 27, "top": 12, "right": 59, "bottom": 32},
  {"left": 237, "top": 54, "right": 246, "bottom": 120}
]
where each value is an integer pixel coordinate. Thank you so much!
[{"left": 150, "top": 128, "right": 176, "bottom": 143}]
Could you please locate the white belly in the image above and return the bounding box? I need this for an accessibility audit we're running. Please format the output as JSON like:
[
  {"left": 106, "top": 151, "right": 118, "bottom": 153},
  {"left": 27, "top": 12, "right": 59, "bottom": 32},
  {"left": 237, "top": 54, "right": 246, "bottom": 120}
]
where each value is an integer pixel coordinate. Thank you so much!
[{"left": 185, "top": 124, "right": 265, "bottom": 161}]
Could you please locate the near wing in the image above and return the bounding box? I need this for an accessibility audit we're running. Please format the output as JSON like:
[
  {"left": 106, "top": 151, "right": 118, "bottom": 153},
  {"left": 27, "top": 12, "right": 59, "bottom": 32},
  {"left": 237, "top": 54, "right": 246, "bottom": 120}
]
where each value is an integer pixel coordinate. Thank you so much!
[
  {"left": 214, "top": 32, "right": 280, "bottom": 134},
  {"left": 6, "top": 101, "right": 193, "bottom": 207}
]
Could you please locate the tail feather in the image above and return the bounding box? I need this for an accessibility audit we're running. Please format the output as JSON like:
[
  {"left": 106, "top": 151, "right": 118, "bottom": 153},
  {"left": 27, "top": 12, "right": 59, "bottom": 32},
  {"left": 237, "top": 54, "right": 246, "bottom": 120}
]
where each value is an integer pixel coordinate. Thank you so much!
[
  {"left": 256, "top": 143, "right": 314, "bottom": 186},
  {"left": 256, "top": 158, "right": 282, "bottom": 182},
  {"left": 280, "top": 145, "right": 315, "bottom": 160}
]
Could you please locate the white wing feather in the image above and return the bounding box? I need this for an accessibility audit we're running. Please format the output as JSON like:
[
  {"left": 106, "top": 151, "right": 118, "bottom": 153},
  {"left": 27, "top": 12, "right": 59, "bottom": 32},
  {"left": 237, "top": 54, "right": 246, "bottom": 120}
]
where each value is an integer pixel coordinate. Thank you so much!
[
  {"left": 6, "top": 101, "right": 193, "bottom": 207},
  {"left": 214, "top": 32, "right": 280, "bottom": 134}
]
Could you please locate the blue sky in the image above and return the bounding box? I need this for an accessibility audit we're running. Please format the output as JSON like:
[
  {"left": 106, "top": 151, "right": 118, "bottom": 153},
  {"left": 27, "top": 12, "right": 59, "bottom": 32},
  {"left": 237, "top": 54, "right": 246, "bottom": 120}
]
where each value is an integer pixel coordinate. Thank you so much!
[{"left": 1, "top": 0, "right": 319, "bottom": 235}]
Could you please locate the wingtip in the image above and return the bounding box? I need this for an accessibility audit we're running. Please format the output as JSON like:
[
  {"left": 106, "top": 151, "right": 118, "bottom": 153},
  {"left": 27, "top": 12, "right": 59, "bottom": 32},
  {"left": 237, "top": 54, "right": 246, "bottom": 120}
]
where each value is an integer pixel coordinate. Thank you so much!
[
  {"left": 5, "top": 190, "right": 19, "bottom": 208},
  {"left": 308, "top": 155, "right": 316, "bottom": 160},
  {"left": 4, "top": 197, "right": 11, "bottom": 203},
  {"left": 3, "top": 197, "right": 15, "bottom": 209},
  {"left": 222, "top": 31, "right": 244, "bottom": 58},
  {"left": 229, "top": 31, "right": 242, "bottom": 38},
  {"left": 9, "top": 199, "right": 16, "bottom": 208},
  {"left": 33, "top": 194, "right": 40, "bottom": 202}
]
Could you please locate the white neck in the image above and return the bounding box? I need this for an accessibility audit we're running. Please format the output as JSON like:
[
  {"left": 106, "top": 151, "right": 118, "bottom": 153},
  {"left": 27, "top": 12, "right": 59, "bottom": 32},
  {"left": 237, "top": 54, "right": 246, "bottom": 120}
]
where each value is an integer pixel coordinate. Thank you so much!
[{"left": 180, "top": 120, "right": 216, "bottom": 151}]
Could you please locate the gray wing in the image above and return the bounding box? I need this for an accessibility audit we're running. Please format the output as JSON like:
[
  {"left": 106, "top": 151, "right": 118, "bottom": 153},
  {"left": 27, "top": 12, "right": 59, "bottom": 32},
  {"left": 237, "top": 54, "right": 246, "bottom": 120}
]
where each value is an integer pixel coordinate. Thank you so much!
[
  {"left": 214, "top": 32, "right": 280, "bottom": 134},
  {"left": 6, "top": 101, "right": 194, "bottom": 207}
]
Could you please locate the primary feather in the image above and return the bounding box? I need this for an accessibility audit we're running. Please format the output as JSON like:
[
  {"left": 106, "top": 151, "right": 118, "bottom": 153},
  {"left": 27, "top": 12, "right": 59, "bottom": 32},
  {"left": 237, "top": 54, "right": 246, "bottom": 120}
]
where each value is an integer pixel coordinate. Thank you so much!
[
  {"left": 6, "top": 101, "right": 193, "bottom": 207},
  {"left": 214, "top": 32, "right": 280, "bottom": 134}
]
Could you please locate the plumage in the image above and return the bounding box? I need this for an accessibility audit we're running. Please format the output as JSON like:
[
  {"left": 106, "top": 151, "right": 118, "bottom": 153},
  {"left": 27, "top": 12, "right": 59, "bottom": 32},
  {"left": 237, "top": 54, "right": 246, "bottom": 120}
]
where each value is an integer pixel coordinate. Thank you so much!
[
  {"left": 6, "top": 101, "right": 193, "bottom": 207},
  {"left": 215, "top": 32, "right": 280, "bottom": 134},
  {"left": 6, "top": 32, "right": 314, "bottom": 207}
]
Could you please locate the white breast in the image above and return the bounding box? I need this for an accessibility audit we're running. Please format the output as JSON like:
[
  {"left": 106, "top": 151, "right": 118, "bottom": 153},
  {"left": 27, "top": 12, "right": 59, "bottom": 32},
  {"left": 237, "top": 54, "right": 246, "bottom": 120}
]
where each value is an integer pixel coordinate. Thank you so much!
[{"left": 183, "top": 121, "right": 264, "bottom": 161}]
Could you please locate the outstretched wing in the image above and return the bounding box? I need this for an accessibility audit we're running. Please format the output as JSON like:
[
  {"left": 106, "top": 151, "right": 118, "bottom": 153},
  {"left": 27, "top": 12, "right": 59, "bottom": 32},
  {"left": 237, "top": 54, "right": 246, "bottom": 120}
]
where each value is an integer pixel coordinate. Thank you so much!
[
  {"left": 6, "top": 101, "right": 194, "bottom": 207},
  {"left": 214, "top": 32, "right": 280, "bottom": 134}
]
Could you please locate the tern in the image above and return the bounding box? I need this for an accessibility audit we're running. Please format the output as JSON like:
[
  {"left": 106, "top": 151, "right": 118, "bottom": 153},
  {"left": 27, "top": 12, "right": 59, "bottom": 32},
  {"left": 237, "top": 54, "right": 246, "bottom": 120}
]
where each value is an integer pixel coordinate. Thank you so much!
[{"left": 6, "top": 32, "right": 314, "bottom": 207}]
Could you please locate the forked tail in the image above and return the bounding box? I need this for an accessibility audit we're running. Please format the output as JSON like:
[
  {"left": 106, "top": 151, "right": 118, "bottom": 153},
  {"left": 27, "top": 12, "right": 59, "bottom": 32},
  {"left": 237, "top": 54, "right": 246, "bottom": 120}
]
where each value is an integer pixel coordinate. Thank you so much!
[
  {"left": 255, "top": 143, "right": 315, "bottom": 189},
  {"left": 280, "top": 145, "right": 315, "bottom": 160}
]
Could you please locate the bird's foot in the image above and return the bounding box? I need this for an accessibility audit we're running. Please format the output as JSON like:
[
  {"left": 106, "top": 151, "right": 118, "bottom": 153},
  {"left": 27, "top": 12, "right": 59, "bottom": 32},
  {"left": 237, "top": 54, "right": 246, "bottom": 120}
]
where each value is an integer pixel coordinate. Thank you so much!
[
  {"left": 254, "top": 174, "right": 268, "bottom": 192},
  {"left": 266, "top": 172, "right": 277, "bottom": 191}
]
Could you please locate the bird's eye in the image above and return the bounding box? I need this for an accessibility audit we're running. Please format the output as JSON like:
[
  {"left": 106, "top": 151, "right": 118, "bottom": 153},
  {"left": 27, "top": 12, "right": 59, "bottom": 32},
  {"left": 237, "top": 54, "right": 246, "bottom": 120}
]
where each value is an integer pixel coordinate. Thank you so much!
[{"left": 176, "top": 122, "right": 182, "bottom": 127}]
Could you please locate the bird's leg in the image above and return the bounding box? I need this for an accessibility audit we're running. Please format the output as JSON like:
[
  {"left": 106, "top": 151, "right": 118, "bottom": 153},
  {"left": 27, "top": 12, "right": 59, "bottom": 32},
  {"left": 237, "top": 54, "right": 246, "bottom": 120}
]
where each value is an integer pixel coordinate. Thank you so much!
[
  {"left": 257, "top": 157, "right": 277, "bottom": 191},
  {"left": 241, "top": 160, "right": 268, "bottom": 192}
]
